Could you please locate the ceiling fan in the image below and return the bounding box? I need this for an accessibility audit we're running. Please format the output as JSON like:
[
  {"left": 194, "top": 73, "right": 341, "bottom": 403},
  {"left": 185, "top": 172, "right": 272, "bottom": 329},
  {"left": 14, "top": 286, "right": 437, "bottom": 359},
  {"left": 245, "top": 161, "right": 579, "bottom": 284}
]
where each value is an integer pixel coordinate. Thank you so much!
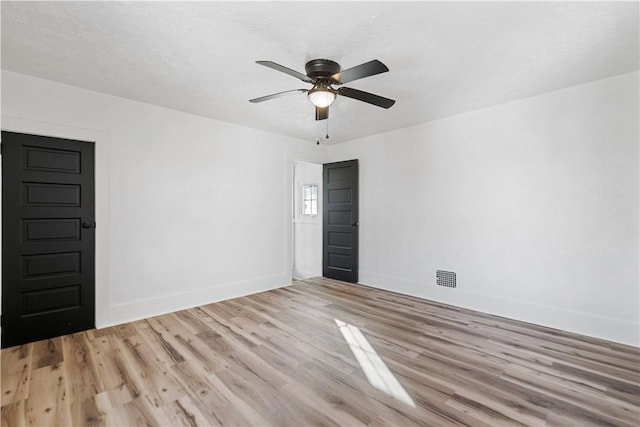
[{"left": 249, "top": 59, "right": 395, "bottom": 121}]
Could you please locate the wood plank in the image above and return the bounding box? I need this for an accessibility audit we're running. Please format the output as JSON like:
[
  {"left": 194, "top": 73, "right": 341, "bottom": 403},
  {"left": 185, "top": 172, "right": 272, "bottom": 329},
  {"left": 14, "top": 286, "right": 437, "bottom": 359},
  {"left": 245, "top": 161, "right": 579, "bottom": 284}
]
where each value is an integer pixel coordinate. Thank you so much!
[
  {"left": 0, "top": 343, "right": 33, "bottom": 407},
  {"left": 22, "top": 363, "right": 71, "bottom": 426}
]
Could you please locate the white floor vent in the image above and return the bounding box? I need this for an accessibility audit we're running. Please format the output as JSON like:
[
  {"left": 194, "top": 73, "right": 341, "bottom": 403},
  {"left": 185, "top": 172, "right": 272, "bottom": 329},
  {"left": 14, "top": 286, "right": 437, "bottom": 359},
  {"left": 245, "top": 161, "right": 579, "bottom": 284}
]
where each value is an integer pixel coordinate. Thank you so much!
[{"left": 436, "top": 270, "right": 456, "bottom": 288}]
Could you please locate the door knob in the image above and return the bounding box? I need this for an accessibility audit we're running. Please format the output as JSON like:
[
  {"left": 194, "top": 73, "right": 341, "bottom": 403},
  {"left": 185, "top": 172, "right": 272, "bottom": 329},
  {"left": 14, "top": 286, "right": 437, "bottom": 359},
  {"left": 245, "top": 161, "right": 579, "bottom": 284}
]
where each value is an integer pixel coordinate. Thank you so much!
[
  {"left": 351, "top": 221, "right": 359, "bottom": 227},
  {"left": 82, "top": 222, "right": 94, "bottom": 229}
]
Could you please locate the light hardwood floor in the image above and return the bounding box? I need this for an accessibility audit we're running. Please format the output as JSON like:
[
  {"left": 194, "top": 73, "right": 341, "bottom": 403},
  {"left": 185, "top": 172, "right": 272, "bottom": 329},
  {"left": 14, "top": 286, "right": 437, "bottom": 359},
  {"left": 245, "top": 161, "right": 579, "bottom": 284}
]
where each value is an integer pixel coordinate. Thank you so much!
[{"left": 1, "top": 277, "right": 639, "bottom": 426}]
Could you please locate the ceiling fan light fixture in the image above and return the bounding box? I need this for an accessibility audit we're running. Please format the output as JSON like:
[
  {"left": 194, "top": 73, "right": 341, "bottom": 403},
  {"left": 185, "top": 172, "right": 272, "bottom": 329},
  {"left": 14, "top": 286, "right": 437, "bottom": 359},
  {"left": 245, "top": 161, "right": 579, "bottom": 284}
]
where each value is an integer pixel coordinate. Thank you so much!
[
  {"left": 308, "top": 84, "right": 336, "bottom": 107},
  {"left": 250, "top": 59, "right": 396, "bottom": 122}
]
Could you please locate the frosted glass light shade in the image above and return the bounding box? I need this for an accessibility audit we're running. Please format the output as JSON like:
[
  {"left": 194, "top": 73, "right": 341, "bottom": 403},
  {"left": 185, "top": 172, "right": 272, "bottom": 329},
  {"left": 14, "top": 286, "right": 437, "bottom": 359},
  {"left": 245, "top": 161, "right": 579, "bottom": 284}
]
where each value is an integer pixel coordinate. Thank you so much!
[{"left": 308, "top": 89, "right": 336, "bottom": 107}]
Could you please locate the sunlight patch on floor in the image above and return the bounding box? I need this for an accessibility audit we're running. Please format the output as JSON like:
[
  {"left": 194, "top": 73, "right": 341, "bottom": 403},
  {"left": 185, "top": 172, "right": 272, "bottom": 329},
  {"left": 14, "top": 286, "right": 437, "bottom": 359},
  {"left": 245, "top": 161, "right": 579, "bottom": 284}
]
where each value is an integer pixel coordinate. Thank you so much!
[{"left": 335, "top": 319, "right": 416, "bottom": 407}]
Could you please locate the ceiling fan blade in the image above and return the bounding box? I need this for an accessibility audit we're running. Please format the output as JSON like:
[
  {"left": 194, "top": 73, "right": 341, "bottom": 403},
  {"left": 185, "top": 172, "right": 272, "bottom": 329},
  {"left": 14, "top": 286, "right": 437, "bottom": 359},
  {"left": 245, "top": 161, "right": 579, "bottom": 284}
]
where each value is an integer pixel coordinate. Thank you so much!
[
  {"left": 332, "top": 60, "right": 389, "bottom": 84},
  {"left": 256, "top": 61, "right": 313, "bottom": 83},
  {"left": 338, "top": 87, "right": 395, "bottom": 109},
  {"left": 315, "top": 106, "right": 328, "bottom": 121},
  {"left": 249, "top": 89, "right": 307, "bottom": 103}
]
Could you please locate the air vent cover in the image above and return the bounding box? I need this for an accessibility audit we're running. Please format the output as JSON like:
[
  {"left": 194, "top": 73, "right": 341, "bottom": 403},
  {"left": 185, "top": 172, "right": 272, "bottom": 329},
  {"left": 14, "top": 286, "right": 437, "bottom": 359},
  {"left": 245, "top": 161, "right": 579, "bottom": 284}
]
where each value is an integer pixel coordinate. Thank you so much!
[{"left": 436, "top": 270, "right": 456, "bottom": 288}]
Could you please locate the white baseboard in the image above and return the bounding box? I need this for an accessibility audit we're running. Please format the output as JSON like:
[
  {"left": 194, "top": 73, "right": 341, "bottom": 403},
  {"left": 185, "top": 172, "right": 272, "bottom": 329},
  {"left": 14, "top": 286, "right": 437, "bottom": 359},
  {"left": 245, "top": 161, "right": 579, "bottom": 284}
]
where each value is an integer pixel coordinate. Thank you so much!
[
  {"left": 360, "top": 270, "right": 639, "bottom": 347},
  {"left": 102, "top": 273, "right": 291, "bottom": 329},
  {"left": 292, "top": 267, "right": 321, "bottom": 280},
  {"left": 98, "top": 269, "right": 638, "bottom": 347}
]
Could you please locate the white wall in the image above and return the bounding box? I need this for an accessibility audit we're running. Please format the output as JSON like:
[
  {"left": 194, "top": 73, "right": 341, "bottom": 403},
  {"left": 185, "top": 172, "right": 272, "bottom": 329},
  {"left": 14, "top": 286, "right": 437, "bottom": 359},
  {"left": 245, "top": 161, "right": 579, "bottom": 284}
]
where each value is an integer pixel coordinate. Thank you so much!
[
  {"left": 1, "top": 71, "right": 327, "bottom": 328},
  {"left": 328, "top": 72, "right": 639, "bottom": 346},
  {"left": 293, "top": 161, "right": 323, "bottom": 279}
]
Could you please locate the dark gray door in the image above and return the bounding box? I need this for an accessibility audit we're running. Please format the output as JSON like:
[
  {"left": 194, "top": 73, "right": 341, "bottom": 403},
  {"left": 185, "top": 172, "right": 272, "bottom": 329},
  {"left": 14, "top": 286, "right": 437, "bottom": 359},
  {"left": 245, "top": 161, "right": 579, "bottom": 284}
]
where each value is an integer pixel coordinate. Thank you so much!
[
  {"left": 323, "top": 159, "right": 358, "bottom": 283},
  {"left": 1, "top": 131, "right": 95, "bottom": 348}
]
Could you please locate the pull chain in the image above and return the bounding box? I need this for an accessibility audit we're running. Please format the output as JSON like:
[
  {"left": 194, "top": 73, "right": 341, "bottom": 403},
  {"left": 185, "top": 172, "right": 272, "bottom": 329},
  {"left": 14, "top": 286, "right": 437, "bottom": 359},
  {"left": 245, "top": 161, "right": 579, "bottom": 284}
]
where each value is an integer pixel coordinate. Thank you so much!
[
  {"left": 326, "top": 117, "right": 330, "bottom": 140},
  {"left": 315, "top": 116, "right": 330, "bottom": 145}
]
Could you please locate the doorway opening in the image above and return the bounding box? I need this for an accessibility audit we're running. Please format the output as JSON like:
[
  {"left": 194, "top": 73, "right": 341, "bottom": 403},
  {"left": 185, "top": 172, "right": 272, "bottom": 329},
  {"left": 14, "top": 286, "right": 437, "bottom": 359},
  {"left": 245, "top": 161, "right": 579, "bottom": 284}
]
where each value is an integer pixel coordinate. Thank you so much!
[{"left": 292, "top": 161, "right": 323, "bottom": 279}]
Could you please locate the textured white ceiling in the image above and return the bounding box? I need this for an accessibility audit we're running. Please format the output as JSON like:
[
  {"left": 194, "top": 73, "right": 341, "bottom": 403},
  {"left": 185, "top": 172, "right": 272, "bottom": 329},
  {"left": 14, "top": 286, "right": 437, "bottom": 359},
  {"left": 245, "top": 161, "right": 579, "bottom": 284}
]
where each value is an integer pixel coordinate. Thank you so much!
[{"left": 2, "top": 1, "right": 638, "bottom": 144}]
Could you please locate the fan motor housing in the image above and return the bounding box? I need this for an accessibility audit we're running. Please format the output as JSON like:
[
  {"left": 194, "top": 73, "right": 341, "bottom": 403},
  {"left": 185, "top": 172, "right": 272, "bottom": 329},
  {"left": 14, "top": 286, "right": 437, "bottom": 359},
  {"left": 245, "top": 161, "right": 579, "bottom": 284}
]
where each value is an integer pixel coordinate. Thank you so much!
[{"left": 305, "top": 59, "right": 341, "bottom": 80}]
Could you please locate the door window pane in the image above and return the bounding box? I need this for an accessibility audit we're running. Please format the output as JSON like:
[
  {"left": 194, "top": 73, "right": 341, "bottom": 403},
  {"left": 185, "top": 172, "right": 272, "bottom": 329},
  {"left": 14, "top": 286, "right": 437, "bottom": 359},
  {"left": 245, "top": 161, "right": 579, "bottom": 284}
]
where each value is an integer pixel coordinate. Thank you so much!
[{"left": 302, "top": 184, "right": 318, "bottom": 216}]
